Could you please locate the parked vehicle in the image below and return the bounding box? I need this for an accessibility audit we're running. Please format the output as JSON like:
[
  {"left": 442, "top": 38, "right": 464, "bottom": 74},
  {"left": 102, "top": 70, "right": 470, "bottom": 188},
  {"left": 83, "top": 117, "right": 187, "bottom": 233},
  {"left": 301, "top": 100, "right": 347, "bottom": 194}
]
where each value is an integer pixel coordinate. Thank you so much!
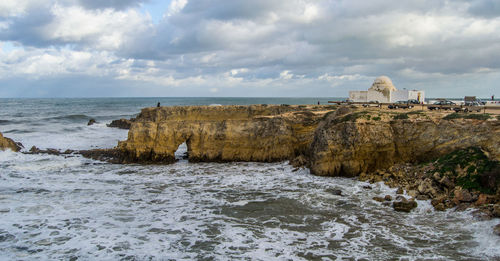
[
  {"left": 407, "top": 99, "right": 420, "bottom": 104},
  {"left": 388, "top": 101, "right": 413, "bottom": 109},
  {"left": 428, "top": 100, "right": 455, "bottom": 110},
  {"left": 454, "top": 101, "right": 483, "bottom": 112},
  {"left": 476, "top": 99, "right": 486, "bottom": 105}
]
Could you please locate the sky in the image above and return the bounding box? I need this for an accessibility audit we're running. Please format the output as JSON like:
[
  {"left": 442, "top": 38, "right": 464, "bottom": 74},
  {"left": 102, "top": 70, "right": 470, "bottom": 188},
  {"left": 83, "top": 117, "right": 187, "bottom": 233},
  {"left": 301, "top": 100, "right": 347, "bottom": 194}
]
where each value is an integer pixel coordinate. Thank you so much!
[{"left": 0, "top": 0, "right": 499, "bottom": 98}]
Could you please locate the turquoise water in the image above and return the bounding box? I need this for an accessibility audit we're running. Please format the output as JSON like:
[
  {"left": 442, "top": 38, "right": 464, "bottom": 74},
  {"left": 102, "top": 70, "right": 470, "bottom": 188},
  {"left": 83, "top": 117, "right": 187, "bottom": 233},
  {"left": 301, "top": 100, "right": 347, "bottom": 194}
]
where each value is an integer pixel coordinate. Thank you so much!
[{"left": 0, "top": 98, "right": 499, "bottom": 260}]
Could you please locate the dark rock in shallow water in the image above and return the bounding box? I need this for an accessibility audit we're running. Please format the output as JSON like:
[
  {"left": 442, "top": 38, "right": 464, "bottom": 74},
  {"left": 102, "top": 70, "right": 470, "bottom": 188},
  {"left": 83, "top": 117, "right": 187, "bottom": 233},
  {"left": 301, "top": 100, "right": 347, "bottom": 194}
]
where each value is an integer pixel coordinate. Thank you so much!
[
  {"left": 87, "top": 119, "right": 96, "bottom": 126},
  {"left": 393, "top": 198, "right": 417, "bottom": 212},
  {"left": 326, "top": 188, "right": 342, "bottom": 196},
  {"left": 107, "top": 118, "right": 133, "bottom": 129},
  {"left": 494, "top": 224, "right": 500, "bottom": 236}
]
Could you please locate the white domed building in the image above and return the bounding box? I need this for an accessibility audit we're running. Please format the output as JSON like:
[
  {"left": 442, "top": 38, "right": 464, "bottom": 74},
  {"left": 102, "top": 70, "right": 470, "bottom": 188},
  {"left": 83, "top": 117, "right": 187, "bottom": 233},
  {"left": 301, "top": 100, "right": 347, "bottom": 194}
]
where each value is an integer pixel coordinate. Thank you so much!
[{"left": 349, "top": 76, "right": 425, "bottom": 103}]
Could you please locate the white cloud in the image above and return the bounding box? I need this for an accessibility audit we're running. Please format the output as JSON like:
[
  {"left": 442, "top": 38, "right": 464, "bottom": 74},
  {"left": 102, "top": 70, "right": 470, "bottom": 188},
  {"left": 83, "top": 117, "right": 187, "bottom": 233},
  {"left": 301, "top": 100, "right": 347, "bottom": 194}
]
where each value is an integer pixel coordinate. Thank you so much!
[
  {"left": 166, "top": 0, "right": 187, "bottom": 17},
  {"left": 280, "top": 70, "right": 293, "bottom": 80},
  {"left": 44, "top": 5, "right": 151, "bottom": 50},
  {"left": 1, "top": 0, "right": 500, "bottom": 97}
]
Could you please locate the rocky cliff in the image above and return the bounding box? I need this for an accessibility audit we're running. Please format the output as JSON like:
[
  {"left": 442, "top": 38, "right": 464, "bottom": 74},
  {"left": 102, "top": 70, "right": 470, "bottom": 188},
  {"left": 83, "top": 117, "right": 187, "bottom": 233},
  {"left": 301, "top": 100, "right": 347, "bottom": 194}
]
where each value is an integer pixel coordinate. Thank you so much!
[
  {"left": 118, "top": 105, "right": 327, "bottom": 163},
  {"left": 0, "top": 132, "right": 22, "bottom": 152},
  {"left": 308, "top": 109, "right": 500, "bottom": 176},
  {"left": 118, "top": 105, "right": 500, "bottom": 178}
]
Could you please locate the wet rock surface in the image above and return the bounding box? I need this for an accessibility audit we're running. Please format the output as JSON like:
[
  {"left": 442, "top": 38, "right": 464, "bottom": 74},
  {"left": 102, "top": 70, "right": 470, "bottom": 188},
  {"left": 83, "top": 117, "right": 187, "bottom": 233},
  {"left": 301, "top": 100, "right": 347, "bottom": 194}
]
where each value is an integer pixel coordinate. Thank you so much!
[
  {"left": 360, "top": 147, "right": 500, "bottom": 213},
  {"left": 494, "top": 224, "right": 500, "bottom": 236},
  {"left": 0, "top": 132, "right": 22, "bottom": 152},
  {"left": 393, "top": 198, "right": 418, "bottom": 212},
  {"left": 107, "top": 118, "right": 134, "bottom": 129}
]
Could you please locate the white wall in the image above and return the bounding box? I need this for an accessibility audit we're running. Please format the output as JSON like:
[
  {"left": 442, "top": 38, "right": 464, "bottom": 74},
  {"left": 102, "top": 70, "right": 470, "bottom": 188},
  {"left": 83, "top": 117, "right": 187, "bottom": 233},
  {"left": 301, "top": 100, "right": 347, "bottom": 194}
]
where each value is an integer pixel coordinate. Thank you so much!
[
  {"left": 408, "top": 91, "right": 425, "bottom": 103},
  {"left": 349, "top": 91, "right": 368, "bottom": 102},
  {"left": 367, "top": 90, "right": 390, "bottom": 103},
  {"left": 391, "top": 90, "right": 409, "bottom": 103}
]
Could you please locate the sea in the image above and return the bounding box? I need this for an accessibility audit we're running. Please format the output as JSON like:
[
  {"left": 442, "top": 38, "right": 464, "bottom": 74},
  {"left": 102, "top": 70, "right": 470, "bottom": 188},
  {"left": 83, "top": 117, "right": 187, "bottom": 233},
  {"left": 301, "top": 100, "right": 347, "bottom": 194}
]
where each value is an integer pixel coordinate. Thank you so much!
[{"left": 0, "top": 97, "right": 499, "bottom": 260}]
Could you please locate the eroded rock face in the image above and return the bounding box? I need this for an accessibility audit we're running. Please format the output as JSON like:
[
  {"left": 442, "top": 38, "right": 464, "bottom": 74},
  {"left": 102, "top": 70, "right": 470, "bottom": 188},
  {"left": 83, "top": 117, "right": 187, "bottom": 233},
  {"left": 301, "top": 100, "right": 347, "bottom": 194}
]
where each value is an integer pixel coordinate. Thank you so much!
[
  {"left": 107, "top": 118, "right": 133, "bottom": 129},
  {"left": 0, "top": 132, "right": 22, "bottom": 152},
  {"left": 117, "top": 105, "right": 500, "bottom": 177},
  {"left": 118, "top": 105, "right": 326, "bottom": 163},
  {"left": 308, "top": 110, "right": 500, "bottom": 177}
]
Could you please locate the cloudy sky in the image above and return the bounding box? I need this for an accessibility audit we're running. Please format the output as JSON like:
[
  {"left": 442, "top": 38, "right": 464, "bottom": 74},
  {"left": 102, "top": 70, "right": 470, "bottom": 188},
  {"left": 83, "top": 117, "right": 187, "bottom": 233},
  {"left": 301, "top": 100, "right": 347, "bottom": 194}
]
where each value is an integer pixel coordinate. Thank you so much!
[{"left": 0, "top": 0, "right": 499, "bottom": 97}]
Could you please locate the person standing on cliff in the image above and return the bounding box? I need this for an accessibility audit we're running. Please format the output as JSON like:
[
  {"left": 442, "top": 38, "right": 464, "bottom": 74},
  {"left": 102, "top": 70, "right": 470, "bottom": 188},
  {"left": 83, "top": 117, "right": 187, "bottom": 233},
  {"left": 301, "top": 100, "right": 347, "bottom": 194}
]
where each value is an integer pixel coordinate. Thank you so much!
[{"left": 157, "top": 102, "right": 160, "bottom": 107}]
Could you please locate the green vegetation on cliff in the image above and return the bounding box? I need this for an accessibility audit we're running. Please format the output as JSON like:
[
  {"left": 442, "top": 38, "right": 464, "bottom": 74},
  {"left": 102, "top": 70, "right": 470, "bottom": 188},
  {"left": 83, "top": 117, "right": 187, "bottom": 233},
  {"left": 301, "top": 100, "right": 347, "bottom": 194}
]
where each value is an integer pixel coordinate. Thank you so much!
[
  {"left": 434, "top": 147, "right": 499, "bottom": 194},
  {"left": 443, "top": 113, "right": 491, "bottom": 121}
]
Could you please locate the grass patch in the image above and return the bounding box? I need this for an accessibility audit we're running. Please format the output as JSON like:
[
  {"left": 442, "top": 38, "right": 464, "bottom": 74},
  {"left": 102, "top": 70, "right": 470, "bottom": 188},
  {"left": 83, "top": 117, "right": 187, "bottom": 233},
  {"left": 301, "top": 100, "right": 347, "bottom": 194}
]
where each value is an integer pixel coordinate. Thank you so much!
[
  {"left": 339, "top": 111, "right": 370, "bottom": 122},
  {"left": 392, "top": 113, "right": 409, "bottom": 120},
  {"left": 372, "top": 116, "right": 381, "bottom": 121},
  {"left": 497, "top": 115, "right": 500, "bottom": 121},
  {"left": 407, "top": 110, "right": 424, "bottom": 115},
  {"left": 434, "top": 147, "right": 499, "bottom": 194},
  {"left": 443, "top": 113, "right": 491, "bottom": 121}
]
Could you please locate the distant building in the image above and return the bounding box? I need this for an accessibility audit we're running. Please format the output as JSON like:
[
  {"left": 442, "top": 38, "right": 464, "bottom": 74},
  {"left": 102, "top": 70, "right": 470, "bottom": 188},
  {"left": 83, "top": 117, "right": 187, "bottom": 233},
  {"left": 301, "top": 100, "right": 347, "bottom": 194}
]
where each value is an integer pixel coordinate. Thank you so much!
[{"left": 349, "top": 76, "right": 425, "bottom": 103}]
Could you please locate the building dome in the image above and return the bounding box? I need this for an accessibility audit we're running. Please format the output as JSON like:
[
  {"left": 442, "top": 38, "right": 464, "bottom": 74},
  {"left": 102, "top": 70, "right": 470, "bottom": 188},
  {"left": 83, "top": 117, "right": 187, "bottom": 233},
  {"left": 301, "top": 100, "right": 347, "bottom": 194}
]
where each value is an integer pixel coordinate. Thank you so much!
[{"left": 369, "top": 76, "right": 397, "bottom": 92}]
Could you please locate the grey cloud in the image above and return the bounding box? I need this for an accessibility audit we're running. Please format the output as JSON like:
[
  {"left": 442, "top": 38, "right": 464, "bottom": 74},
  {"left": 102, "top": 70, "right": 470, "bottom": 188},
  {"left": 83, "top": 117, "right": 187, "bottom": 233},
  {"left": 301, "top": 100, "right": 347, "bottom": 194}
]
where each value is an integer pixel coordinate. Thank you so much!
[
  {"left": 1, "top": 0, "right": 500, "bottom": 98},
  {"left": 0, "top": 7, "right": 55, "bottom": 47},
  {"left": 77, "top": 0, "right": 149, "bottom": 10},
  {"left": 467, "top": 0, "right": 500, "bottom": 17}
]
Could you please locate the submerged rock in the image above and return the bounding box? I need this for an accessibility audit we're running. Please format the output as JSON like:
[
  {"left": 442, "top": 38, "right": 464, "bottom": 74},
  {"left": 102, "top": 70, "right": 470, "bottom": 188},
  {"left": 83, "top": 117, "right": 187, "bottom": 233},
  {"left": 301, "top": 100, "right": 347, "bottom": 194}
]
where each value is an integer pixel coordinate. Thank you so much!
[{"left": 0, "top": 132, "right": 22, "bottom": 152}]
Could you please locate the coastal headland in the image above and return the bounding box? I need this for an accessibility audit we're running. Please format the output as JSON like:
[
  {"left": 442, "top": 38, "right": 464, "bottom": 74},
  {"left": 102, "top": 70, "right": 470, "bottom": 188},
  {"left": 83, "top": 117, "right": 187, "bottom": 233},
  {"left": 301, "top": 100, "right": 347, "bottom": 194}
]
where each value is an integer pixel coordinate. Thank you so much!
[
  {"left": 116, "top": 104, "right": 500, "bottom": 215},
  {"left": 118, "top": 104, "right": 499, "bottom": 174},
  {"left": 1, "top": 104, "right": 499, "bottom": 215}
]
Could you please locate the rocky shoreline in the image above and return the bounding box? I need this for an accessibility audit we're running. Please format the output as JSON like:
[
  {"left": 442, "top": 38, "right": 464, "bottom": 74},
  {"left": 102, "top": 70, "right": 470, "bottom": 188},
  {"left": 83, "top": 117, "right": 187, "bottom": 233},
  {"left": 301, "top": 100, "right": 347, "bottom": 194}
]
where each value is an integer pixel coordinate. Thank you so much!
[{"left": 1, "top": 104, "right": 499, "bottom": 235}]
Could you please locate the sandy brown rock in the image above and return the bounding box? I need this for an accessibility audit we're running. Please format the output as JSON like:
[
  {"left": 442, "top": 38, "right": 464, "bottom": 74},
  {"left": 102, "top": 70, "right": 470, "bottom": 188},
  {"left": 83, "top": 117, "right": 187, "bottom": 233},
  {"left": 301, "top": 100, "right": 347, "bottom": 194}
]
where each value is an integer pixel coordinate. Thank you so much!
[
  {"left": 0, "top": 132, "right": 22, "bottom": 152},
  {"left": 107, "top": 118, "right": 134, "bottom": 129},
  {"left": 308, "top": 110, "right": 500, "bottom": 176},
  {"left": 118, "top": 105, "right": 328, "bottom": 163}
]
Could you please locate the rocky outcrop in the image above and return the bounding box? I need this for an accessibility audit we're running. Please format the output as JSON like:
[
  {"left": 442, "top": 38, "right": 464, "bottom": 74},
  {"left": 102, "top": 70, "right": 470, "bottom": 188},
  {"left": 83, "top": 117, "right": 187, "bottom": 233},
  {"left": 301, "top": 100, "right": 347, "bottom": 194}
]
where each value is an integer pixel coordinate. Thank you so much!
[
  {"left": 107, "top": 118, "right": 134, "bottom": 129},
  {"left": 0, "top": 132, "right": 22, "bottom": 152},
  {"left": 117, "top": 106, "right": 500, "bottom": 171},
  {"left": 308, "top": 109, "right": 500, "bottom": 177},
  {"left": 118, "top": 105, "right": 327, "bottom": 163}
]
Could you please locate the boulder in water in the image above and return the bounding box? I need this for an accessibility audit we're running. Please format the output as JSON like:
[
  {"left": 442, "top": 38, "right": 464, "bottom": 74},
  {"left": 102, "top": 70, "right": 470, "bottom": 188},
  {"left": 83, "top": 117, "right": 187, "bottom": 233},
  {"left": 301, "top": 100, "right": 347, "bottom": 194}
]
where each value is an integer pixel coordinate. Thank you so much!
[
  {"left": 0, "top": 132, "right": 22, "bottom": 152},
  {"left": 87, "top": 119, "right": 96, "bottom": 126},
  {"left": 107, "top": 119, "right": 133, "bottom": 129},
  {"left": 393, "top": 198, "right": 418, "bottom": 212},
  {"left": 494, "top": 224, "right": 500, "bottom": 236}
]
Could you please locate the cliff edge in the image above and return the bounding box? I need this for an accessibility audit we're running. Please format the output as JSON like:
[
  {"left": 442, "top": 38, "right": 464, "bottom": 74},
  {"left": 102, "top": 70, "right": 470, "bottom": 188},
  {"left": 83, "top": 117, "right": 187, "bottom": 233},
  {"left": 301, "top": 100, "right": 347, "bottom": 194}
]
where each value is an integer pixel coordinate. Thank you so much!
[
  {"left": 118, "top": 104, "right": 327, "bottom": 163},
  {"left": 118, "top": 105, "right": 500, "bottom": 178}
]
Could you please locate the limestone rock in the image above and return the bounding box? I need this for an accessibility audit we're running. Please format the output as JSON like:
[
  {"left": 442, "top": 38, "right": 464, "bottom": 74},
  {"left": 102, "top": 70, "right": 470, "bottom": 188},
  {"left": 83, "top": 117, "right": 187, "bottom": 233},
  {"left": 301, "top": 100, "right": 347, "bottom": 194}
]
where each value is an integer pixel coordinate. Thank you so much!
[
  {"left": 307, "top": 110, "right": 500, "bottom": 177},
  {"left": 454, "top": 188, "right": 473, "bottom": 203},
  {"left": 107, "top": 118, "right": 134, "bottom": 129},
  {"left": 118, "top": 105, "right": 325, "bottom": 163},
  {"left": 0, "top": 132, "right": 22, "bottom": 152},
  {"left": 493, "top": 205, "right": 500, "bottom": 218}
]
